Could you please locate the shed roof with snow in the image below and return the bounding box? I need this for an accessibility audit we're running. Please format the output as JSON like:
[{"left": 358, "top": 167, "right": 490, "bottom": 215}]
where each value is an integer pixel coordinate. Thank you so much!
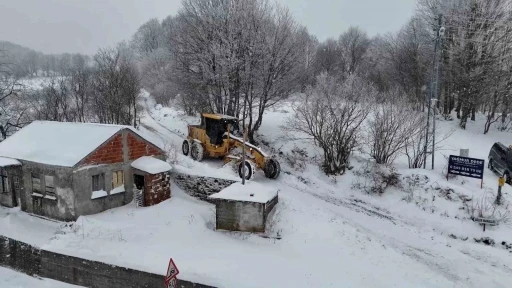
[
  {"left": 0, "top": 121, "right": 158, "bottom": 167},
  {"left": 209, "top": 182, "right": 278, "bottom": 204},
  {"left": 131, "top": 156, "right": 172, "bottom": 174},
  {"left": 0, "top": 157, "right": 21, "bottom": 167}
]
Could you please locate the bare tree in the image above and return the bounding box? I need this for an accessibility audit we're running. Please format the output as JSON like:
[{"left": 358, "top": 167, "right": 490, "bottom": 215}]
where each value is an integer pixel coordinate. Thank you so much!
[
  {"left": 132, "top": 18, "right": 163, "bottom": 56},
  {"left": 286, "top": 73, "right": 374, "bottom": 175},
  {"left": 339, "top": 27, "right": 371, "bottom": 75},
  {"left": 172, "top": 0, "right": 304, "bottom": 142},
  {"left": 30, "top": 77, "right": 72, "bottom": 122},
  {"left": 92, "top": 44, "right": 141, "bottom": 126},
  {"left": 0, "top": 50, "right": 23, "bottom": 139},
  {"left": 313, "top": 38, "right": 344, "bottom": 77},
  {"left": 70, "top": 54, "right": 93, "bottom": 122},
  {"left": 368, "top": 90, "right": 426, "bottom": 164}
]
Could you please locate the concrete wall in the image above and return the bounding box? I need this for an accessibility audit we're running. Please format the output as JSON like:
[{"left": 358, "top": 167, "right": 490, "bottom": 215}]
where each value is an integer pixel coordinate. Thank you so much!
[
  {"left": 173, "top": 172, "right": 236, "bottom": 201},
  {"left": 0, "top": 235, "right": 40, "bottom": 276},
  {"left": 214, "top": 195, "right": 279, "bottom": 233},
  {"left": 0, "top": 166, "right": 22, "bottom": 208},
  {"left": 0, "top": 235, "right": 215, "bottom": 288},
  {"left": 72, "top": 162, "right": 133, "bottom": 217},
  {"left": 19, "top": 161, "right": 76, "bottom": 221},
  {"left": 215, "top": 201, "right": 265, "bottom": 232}
]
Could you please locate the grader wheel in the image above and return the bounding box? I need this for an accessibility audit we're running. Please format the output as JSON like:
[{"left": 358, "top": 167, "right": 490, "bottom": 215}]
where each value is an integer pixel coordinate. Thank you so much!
[
  {"left": 191, "top": 142, "right": 204, "bottom": 161},
  {"left": 238, "top": 160, "right": 255, "bottom": 180},
  {"left": 264, "top": 158, "right": 281, "bottom": 179},
  {"left": 182, "top": 140, "right": 190, "bottom": 156}
]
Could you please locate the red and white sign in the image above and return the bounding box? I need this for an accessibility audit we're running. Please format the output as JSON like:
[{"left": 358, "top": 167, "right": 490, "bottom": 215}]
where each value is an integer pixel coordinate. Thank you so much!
[{"left": 164, "top": 258, "right": 179, "bottom": 287}]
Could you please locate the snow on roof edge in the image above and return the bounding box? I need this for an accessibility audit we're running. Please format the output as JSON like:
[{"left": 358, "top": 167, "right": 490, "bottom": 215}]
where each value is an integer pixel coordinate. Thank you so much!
[
  {"left": 0, "top": 121, "right": 165, "bottom": 167},
  {"left": 131, "top": 156, "right": 172, "bottom": 174},
  {"left": 209, "top": 182, "right": 278, "bottom": 203},
  {"left": 0, "top": 156, "right": 21, "bottom": 167}
]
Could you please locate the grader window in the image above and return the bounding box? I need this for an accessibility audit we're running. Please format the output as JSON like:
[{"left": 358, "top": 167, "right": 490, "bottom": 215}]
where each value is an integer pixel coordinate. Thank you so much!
[{"left": 205, "top": 118, "right": 224, "bottom": 145}]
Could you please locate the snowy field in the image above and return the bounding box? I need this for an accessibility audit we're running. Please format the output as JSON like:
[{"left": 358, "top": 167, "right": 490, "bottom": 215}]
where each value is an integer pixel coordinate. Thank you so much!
[
  {"left": 1, "top": 93, "right": 512, "bottom": 287},
  {"left": 0, "top": 266, "right": 82, "bottom": 288}
]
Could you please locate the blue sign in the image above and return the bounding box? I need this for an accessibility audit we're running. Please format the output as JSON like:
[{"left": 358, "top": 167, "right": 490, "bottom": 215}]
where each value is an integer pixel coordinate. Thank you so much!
[{"left": 448, "top": 155, "right": 485, "bottom": 179}]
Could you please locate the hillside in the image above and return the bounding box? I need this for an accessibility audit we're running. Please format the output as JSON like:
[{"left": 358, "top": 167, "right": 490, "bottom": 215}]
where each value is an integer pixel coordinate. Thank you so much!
[
  {"left": 0, "top": 40, "right": 38, "bottom": 57},
  {"left": 1, "top": 92, "right": 512, "bottom": 287}
]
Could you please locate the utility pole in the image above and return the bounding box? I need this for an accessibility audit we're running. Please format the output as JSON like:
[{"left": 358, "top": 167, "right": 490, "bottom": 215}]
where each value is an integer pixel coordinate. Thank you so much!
[
  {"left": 241, "top": 96, "right": 247, "bottom": 185},
  {"left": 424, "top": 13, "right": 444, "bottom": 169},
  {"left": 432, "top": 16, "right": 445, "bottom": 170}
]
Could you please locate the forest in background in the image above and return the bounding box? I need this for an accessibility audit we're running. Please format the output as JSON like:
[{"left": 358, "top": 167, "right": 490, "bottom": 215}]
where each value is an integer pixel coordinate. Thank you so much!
[{"left": 2, "top": 0, "right": 512, "bottom": 174}]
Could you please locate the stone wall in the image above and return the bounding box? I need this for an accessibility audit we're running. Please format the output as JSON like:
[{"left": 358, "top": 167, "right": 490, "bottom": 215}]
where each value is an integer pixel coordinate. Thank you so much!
[
  {"left": 172, "top": 171, "right": 236, "bottom": 201},
  {"left": 0, "top": 235, "right": 215, "bottom": 288}
]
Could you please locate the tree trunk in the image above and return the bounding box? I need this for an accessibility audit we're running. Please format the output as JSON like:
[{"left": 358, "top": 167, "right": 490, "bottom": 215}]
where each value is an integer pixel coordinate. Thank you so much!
[{"left": 456, "top": 99, "right": 461, "bottom": 119}]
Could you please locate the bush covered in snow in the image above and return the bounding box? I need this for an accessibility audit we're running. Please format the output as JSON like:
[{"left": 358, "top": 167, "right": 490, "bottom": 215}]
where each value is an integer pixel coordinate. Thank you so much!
[
  {"left": 352, "top": 162, "right": 402, "bottom": 195},
  {"left": 466, "top": 190, "right": 512, "bottom": 226},
  {"left": 286, "top": 74, "right": 374, "bottom": 175},
  {"left": 367, "top": 91, "right": 425, "bottom": 165}
]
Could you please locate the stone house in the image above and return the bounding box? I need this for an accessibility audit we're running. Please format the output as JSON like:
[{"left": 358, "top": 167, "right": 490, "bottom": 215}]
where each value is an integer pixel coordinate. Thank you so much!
[{"left": 0, "top": 121, "right": 172, "bottom": 221}]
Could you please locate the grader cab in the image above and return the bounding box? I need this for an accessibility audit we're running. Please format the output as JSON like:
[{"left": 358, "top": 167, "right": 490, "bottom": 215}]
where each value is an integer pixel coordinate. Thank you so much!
[{"left": 182, "top": 113, "right": 280, "bottom": 180}]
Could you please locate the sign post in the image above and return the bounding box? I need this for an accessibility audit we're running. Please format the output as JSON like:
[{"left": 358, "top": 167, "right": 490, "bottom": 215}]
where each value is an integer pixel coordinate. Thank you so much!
[
  {"left": 447, "top": 155, "right": 485, "bottom": 188},
  {"left": 497, "top": 176, "right": 505, "bottom": 205},
  {"left": 164, "top": 258, "right": 179, "bottom": 288},
  {"left": 460, "top": 149, "right": 469, "bottom": 157}
]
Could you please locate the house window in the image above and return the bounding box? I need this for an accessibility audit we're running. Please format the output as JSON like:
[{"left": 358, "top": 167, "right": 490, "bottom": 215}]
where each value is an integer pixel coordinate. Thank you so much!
[
  {"left": 45, "top": 175, "right": 55, "bottom": 197},
  {"left": 32, "top": 173, "right": 41, "bottom": 192},
  {"left": 0, "top": 169, "right": 8, "bottom": 194},
  {"left": 92, "top": 174, "right": 105, "bottom": 191},
  {"left": 112, "top": 171, "right": 124, "bottom": 188}
]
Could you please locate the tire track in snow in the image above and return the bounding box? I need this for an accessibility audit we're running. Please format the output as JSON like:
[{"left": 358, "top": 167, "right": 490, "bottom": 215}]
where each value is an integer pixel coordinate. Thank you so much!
[
  {"left": 278, "top": 179, "right": 471, "bottom": 286},
  {"left": 280, "top": 180, "right": 398, "bottom": 225},
  {"left": 143, "top": 99, "right": 186, "bottom": 140}
]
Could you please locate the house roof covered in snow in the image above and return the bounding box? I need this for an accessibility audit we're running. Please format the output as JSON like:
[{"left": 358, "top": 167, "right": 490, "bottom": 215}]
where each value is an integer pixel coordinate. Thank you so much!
[
  {"left": 209, "top": 182, "right": 278, "bottom": 203},
  {"left": 0, "top": 121, "right": 155, "bottom": 167},
  {"left": 0, "top": 157, "right": 21, "bottom": 167},
  {"left": 131, "top": 156, "right": 172, "bottom": 174}
]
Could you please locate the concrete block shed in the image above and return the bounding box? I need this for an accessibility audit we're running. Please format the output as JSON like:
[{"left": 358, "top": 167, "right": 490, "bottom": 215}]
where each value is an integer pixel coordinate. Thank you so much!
[
  {"left": 209, "top": 182, "right": 278, "bottom": 233},
  {"left": 131, "top": 156, "right": 172, "bottom": 207}
]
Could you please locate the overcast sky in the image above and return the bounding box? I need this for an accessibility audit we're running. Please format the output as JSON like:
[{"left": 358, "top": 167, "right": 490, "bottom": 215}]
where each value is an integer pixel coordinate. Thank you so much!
[{"left": 0, "top": 0, "right": 417, "bottom": 55}]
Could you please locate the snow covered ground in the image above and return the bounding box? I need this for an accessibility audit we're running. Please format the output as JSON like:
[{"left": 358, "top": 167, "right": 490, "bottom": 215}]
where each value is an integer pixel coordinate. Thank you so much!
[
  {"left": 2, "top": 94, "right": 512, "bottom": 287},
  {"left": 0, "top": 266, "right": 82, "bottom": 288}
]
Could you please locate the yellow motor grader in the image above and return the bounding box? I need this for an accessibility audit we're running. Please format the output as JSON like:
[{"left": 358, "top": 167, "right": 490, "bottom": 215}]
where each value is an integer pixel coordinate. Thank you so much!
[{"left": 182, "top": 113, "right": 280, "bottom": 180}]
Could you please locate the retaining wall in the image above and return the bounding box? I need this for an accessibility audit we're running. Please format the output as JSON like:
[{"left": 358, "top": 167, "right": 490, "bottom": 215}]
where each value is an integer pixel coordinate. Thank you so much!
[{"left": 0, "top": 235, "right": 215, "bottom": 288}]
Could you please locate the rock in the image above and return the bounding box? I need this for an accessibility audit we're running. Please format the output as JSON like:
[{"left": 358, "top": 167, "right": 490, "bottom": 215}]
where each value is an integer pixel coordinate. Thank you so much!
[
  {"left": 474, "top": 237, "right": 495, "bottom": 246},
  {"left": 172, "top": 171, "right": 236, "bottom": 202}
]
